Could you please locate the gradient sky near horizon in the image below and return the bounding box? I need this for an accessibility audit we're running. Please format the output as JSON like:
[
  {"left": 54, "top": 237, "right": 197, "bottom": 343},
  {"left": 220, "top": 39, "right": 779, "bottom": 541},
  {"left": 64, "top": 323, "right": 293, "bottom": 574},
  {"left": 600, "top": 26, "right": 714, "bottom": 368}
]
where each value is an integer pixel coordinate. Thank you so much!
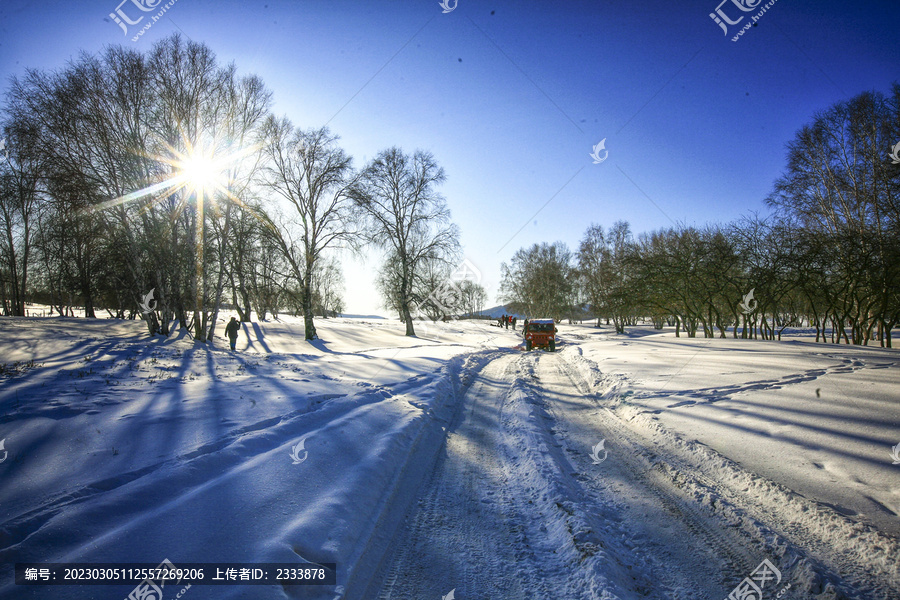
[{"left": 1, "top": 0, "right": 897, "bottom": 317}]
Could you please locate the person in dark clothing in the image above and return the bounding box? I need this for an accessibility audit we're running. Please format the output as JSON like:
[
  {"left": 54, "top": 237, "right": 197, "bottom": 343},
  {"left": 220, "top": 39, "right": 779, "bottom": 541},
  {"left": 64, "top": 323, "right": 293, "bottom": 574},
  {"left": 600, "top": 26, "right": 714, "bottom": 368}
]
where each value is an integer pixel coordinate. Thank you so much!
[
  {"left": 504, "top": 315, "right": 509, "bottom": 329},
  {"left": 225, "top": 317, "right": 241, "bottom": 350},
  {"left": 512, "top": 316, "right": 517, "bottom": 330}
]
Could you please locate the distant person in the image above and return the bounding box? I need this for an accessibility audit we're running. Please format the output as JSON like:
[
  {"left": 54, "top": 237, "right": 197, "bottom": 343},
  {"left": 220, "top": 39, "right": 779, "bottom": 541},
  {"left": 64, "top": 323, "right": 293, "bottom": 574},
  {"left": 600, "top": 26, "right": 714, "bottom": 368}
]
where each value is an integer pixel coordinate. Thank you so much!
[
  {"left": 225, "top": 317, "right": 241, "bottom": 351},
  {"left": 512, "top": 316, "right": 517, "bottom": 330}
]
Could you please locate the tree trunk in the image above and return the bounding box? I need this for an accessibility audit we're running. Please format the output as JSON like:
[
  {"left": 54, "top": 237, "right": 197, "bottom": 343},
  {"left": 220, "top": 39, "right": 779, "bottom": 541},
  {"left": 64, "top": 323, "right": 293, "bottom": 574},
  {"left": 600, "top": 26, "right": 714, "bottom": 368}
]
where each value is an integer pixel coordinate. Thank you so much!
[
  {"left": 81, "top": 276, "right": 96, "bottom": 318},
  {"left": 303, "top": 260, "right": 317, "bottom": 340},
  {"left": 403, "top": 303, "right": 415, "bottom": 336}
]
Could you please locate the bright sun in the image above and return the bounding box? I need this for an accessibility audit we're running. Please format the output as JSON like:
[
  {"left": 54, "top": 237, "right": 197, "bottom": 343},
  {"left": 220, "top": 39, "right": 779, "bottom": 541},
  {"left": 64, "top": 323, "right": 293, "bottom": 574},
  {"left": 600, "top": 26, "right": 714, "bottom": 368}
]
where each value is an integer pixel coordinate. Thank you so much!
[
  {"left": 181, "top": 153, "right": 220, "bottom": 194},
  {"left": 93, "top": 128, "right": 264, "bottom": 214}
]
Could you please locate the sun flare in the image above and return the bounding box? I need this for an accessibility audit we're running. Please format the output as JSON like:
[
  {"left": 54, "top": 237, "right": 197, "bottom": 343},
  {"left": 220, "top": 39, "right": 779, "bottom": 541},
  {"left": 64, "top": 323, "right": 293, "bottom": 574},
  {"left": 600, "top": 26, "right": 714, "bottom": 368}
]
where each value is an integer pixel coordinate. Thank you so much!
[
  {"left": 93, "top": 129, "right": 261, "bottom": 215},
  {"left": 180, "top": 152, "right": 222, "bottom": 196}
]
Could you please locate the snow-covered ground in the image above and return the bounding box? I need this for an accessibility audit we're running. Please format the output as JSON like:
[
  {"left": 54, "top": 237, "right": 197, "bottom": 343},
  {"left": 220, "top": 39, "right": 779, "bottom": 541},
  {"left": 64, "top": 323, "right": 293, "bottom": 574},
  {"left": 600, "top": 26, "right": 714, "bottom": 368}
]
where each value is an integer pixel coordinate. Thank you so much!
[{"left": 0, "top": 316, "right": 897, "bottom": 599}]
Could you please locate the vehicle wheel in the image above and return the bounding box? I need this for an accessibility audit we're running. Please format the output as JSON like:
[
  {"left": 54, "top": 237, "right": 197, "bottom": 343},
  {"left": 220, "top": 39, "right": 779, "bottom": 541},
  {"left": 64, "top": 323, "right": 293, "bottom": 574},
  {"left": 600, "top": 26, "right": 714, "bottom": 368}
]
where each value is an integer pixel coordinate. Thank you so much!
[
  {"left": 549, "top": 339, "right": 555, "bottom": 352},
  {"left": 525, "top": 340, "right": 532, "bottom": 351}
]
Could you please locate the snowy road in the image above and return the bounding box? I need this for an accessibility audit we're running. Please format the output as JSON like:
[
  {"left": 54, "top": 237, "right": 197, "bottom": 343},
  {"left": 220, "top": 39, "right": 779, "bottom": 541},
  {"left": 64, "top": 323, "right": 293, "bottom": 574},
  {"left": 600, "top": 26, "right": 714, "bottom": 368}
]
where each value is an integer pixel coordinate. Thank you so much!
[
  {"left": 373, "top": 352, "right": 531, "bottom": 599},
  {"left": 370, "top": 348, "right": 898, "bottom": 600},
  {"left": 1, "top": 317, "right": 898, "bottom": 599},
  {"left": 370, "top": 350, "right": 761, "bottom": 599}
]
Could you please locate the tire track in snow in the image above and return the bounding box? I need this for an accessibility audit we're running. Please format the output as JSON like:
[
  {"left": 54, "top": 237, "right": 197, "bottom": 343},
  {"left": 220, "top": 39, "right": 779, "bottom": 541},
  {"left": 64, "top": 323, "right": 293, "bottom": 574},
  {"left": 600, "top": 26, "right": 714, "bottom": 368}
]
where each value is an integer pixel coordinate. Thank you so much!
[
  {"left": 555, "top": 347, "right": 900, "bottom": 599},
  {"left": 373, "top": 353, "right": 529, "bottom": 600},
  {"left": 635, "top": 353, "right": 892, "bottom": 414},
  {"left": 375, "top": 350, "right": 686, "bottom": 599},
  {"left": 371, "top": 344, "right": 894, "bottom": 600},
  {"left": 530, "top": 352, "right": 762, "bottom": 599}
]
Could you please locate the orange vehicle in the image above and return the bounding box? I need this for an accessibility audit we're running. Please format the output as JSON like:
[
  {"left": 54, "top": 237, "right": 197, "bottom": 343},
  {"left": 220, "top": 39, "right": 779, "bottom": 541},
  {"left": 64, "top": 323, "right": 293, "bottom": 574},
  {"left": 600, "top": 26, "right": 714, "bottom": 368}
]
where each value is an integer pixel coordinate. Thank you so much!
[{"left": 523, "top": 318, "right": 557, "bottom": 351}]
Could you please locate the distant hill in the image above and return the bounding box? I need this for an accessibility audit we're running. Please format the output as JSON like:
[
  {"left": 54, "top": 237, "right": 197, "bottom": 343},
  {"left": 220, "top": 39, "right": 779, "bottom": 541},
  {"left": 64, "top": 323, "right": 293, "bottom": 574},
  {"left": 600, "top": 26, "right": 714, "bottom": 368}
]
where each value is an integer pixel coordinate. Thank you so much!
[{"left": 475, "top": 306, "right": 527, "bottom": 319}]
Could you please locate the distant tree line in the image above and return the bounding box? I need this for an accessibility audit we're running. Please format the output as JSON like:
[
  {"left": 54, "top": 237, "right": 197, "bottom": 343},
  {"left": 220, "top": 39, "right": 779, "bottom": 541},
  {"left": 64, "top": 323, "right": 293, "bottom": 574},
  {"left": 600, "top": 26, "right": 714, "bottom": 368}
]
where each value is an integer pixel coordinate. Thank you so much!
[
  {"left": 0, "top": 34, "right": 482, "bottom": 340},
  {"left": 501, "top": 84, "right": 900, "bottom": 347}
]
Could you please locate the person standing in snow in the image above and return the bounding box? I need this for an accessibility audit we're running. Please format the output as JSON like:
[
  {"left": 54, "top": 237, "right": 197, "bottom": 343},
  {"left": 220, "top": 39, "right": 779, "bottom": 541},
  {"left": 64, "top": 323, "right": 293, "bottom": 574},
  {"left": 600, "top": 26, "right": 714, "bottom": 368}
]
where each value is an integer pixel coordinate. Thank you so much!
[
  {"left": 512, "top": 316, "right": 517, "bottom": 330},
  {"left": 225, "top": 317, "right": 241, "bottom": 350}
]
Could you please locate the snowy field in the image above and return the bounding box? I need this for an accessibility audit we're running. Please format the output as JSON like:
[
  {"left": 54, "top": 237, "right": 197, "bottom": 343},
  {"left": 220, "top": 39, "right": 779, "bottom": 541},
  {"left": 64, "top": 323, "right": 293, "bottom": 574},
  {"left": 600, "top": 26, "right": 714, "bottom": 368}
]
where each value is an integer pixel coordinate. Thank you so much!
[{"left": 0, "top": 316, "right": 898, "bottom": 599}]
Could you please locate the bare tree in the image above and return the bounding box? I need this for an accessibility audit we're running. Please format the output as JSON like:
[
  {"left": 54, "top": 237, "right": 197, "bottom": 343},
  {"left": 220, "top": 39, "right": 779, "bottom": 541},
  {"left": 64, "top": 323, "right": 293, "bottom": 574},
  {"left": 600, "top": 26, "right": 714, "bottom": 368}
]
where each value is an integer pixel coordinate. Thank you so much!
[
  {"left": 500, "top": 242, "right": 574, "bottom": 321},
  {"left": 4, "top": 34, "right": 271, "bottom": 340},
  {"left": 311, "top": 254, "right": 345, "bottom": 318},
  {"left": 260, "top": 120, "right": 356, "bottom": 339},
  {"left": 0, "top": 119, "right": 42, "bottom": 315},
  {"left": 146, "top": 36, "right": 272, "bottom": 342},
  {"left": 577, "top": 222, "right": 635, "bottom": 332},
  {"left": 457, "top": 279, "right": 487, "bottom": 317},
  {"left": 201, "top": 74, "right": 271, "bottom": 341},
  {"left": 768, "top": 84, "right": 900, "bottom": 346},
  {"left": 350, "top": 148, "right": 460, "bottom": 336}
]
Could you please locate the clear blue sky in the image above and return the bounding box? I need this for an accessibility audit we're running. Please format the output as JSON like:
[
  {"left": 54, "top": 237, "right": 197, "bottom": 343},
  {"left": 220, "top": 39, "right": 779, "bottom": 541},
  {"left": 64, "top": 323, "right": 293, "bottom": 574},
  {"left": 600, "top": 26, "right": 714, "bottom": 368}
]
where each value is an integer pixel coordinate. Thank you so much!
[{"left": 1, "top": 0, "right": 897, "bottom": 316}]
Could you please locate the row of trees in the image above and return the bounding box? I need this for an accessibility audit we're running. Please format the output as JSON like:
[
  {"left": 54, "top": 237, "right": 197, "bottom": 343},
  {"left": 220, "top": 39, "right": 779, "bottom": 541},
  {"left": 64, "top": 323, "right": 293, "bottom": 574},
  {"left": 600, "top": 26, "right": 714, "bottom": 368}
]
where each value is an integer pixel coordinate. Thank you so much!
[
  {"left": 0, "top": 34, "right": 477, "bottom": 340},
  {"left": 501, "top": 84, "right": 900, "bottom": 347}
]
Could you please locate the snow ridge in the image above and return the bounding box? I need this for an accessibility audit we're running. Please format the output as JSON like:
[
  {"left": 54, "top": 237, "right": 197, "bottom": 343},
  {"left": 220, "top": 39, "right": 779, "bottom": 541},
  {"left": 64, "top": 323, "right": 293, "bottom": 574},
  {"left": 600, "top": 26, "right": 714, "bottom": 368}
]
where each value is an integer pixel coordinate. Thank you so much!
[{"left": 560, "top": 346, "right": 900, "bottom": 599}]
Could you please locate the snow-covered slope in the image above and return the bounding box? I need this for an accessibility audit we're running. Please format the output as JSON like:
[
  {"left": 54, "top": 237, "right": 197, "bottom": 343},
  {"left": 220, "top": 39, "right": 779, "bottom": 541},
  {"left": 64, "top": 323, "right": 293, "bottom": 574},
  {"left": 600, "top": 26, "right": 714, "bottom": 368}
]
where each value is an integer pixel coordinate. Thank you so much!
[
  {"left": 0, "top": 316, "right": 514, "bottom": 600},
  {"left": 0, "top": 317, "right": 897, "bottom": 599}
]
